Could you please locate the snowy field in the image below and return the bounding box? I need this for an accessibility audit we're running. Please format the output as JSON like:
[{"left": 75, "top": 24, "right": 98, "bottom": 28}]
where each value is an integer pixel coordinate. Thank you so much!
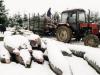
[{"left": 0, "top": 32, "right": 100, "bottom": 75}]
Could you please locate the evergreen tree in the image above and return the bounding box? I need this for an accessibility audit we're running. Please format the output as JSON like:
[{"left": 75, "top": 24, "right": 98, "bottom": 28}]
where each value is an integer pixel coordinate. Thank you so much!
[
  {"left": 23, "top": 14, "right": 28, "bottom": 21},
  {"left": 0, "top": 0, "right": 8, "bottom": 26}
]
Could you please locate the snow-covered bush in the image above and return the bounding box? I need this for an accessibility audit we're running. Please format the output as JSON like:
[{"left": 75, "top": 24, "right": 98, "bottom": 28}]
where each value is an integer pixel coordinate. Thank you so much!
[
  {"left": 43, "top": 50, "right": 49, "bottom": 61},
  {"left": 4, "top": 35, "right": 32, "bottom": 53},
  {"left": 84, "top": 51, "right": 100, "bottom": 73},
  {"left": 16, "top": 49, "right": 32, "bottom": 68},
  {"left": 26, "top": 34, "right": 41, "bottom": 48},
  {"left": 0, "top": 44, "right": 11, "bottom": 64},
  {"left": 32, "top": 50, "right": 44, "bottom": 64},
  {"left": 9, "top": 48, "right": 32, "bottom": 68},
  {"left": 45, "top": 39, "right": 72, "bottom": 75},
  {"left": 65, "top": 44, "right": 86, "bottom": 57},
  {"left": 26, "top": 34, "right": 47, "bottom": 52},
  {"left": 66, "top": 44, "right": 100, "bottom": 58},
  {"left": 65, "top": 56, "right": 99, "bottom": 75},
  {"left": 4, "top": 31, "right": 14, "bottom": 37},
  {"left": 40, "top": 39, "right": 47, "bottom": 51},
  {"left": 65, "top": 43, "right": 100, "bottom": 73},
  {"left": 42, "top": 38, "right": 72, "bottom": 56},
  {"left": 22, "top": 30, "right": 33, "bottom": 36}
]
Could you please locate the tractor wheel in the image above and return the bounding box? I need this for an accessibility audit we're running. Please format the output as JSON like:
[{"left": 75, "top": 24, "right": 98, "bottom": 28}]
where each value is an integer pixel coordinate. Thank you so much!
[
  {"left": 83, "top": 34, "right": 99, "bottom": 47},
  {"left": 56, "top": 26, "right": 72, "bottom": 43}
]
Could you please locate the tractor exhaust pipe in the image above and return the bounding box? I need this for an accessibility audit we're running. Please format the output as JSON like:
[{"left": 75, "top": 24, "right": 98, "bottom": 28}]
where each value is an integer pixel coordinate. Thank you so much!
[
  {"left": 87, "top": 9, "right": 91, "bottom": 31},
  {"left": 88, "top": 9, "right": 90, "bottom": 23}
]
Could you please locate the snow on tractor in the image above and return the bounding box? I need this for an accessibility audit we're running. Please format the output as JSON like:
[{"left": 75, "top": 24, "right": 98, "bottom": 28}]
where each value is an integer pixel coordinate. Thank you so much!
[{"left": 56, "top": 9, "right": 100, "bottom": 47}]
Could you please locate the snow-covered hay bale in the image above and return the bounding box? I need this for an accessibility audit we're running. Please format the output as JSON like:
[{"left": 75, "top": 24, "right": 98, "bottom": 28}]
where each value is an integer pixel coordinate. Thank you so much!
[
  {"left": 32, "top": 50, "right": 44, "bottom": 64},
  {"left": 84, "top": 52, "right": 100, "bottom": 73},
  {"left": 0, "top": 44, "right": 11, "bottom": 64},
  {"left": 45, "top": 39, "right": 72, "bottom": 75}
]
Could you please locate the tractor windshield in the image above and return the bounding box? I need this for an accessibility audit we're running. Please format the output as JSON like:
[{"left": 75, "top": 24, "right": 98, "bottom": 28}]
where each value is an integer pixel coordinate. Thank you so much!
[
  {"left": 78, "top": 12, "right": 86, "bottom": 22},
  {"left": 61, "top": 9, "right": 86, "bottom": 23},
  {"left": 61, "top": 13, "right": 68, "bottom": 23}
]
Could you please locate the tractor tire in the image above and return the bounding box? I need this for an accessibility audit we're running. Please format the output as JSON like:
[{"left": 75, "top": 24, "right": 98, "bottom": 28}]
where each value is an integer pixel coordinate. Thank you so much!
[
  {"left": 56, "top": 26, "right": 72, "bottom": 43},
  {"left": 83, "top": 34, "right": 99, "bottom": 47}
]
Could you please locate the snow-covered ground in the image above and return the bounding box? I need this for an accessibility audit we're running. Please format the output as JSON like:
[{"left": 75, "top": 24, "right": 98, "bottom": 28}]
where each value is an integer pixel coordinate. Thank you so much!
[
  {"left": 0, "top": 61, "right": 55, "bottom": 75},
  {"left": 0, "top": 32, "right": 100, "bottom": 75}
]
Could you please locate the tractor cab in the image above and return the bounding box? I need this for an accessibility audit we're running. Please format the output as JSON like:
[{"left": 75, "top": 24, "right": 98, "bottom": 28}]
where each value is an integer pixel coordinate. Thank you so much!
[
  {"left": 61, "top": 9, "right": 86, "bottom": 24},
  {"left": 61, "top": 9, "right": 86, "bottom": 38},
  {"left": 56, "top": 9, "right": 100, "bottom": 47}
]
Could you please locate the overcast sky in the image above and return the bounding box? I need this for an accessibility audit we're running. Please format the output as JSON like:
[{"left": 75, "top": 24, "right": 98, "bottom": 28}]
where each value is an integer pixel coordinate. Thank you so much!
[{"left": 4, "top": 0, "right": 100, "bottom": 16}]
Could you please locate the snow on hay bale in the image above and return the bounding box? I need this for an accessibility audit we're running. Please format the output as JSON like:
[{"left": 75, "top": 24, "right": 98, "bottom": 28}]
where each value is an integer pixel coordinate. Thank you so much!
[
  {"left": 44, "top": 38, "right": 72, "bottom": 75},
  {"left": 4, "top": 35, "right": 32, "bottom": 68},
  {"left": 0, "top": 44, "right": 11, "bottom": 64},
  {"left": 32, "top": 50, "right": 44, "bottom": 64},
  {"left": 84, "top": 51, "right": 100, "bottom": 73}
]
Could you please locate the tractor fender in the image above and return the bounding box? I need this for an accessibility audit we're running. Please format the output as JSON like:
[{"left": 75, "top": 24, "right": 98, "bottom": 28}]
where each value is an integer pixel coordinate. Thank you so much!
[{"left": 57, "top": 23, "right": 70, "bottom": 29}]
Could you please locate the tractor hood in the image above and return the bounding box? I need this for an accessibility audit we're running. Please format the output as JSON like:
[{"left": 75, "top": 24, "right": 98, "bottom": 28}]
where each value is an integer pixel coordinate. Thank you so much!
[{"left": 58, "top": 22, "right": 69, "bottom": 26}]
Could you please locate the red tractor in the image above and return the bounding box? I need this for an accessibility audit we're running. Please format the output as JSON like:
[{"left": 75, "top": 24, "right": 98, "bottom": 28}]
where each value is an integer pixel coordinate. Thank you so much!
[{"left": 56, "top": 9, "right": 100, "bottom": 47}]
